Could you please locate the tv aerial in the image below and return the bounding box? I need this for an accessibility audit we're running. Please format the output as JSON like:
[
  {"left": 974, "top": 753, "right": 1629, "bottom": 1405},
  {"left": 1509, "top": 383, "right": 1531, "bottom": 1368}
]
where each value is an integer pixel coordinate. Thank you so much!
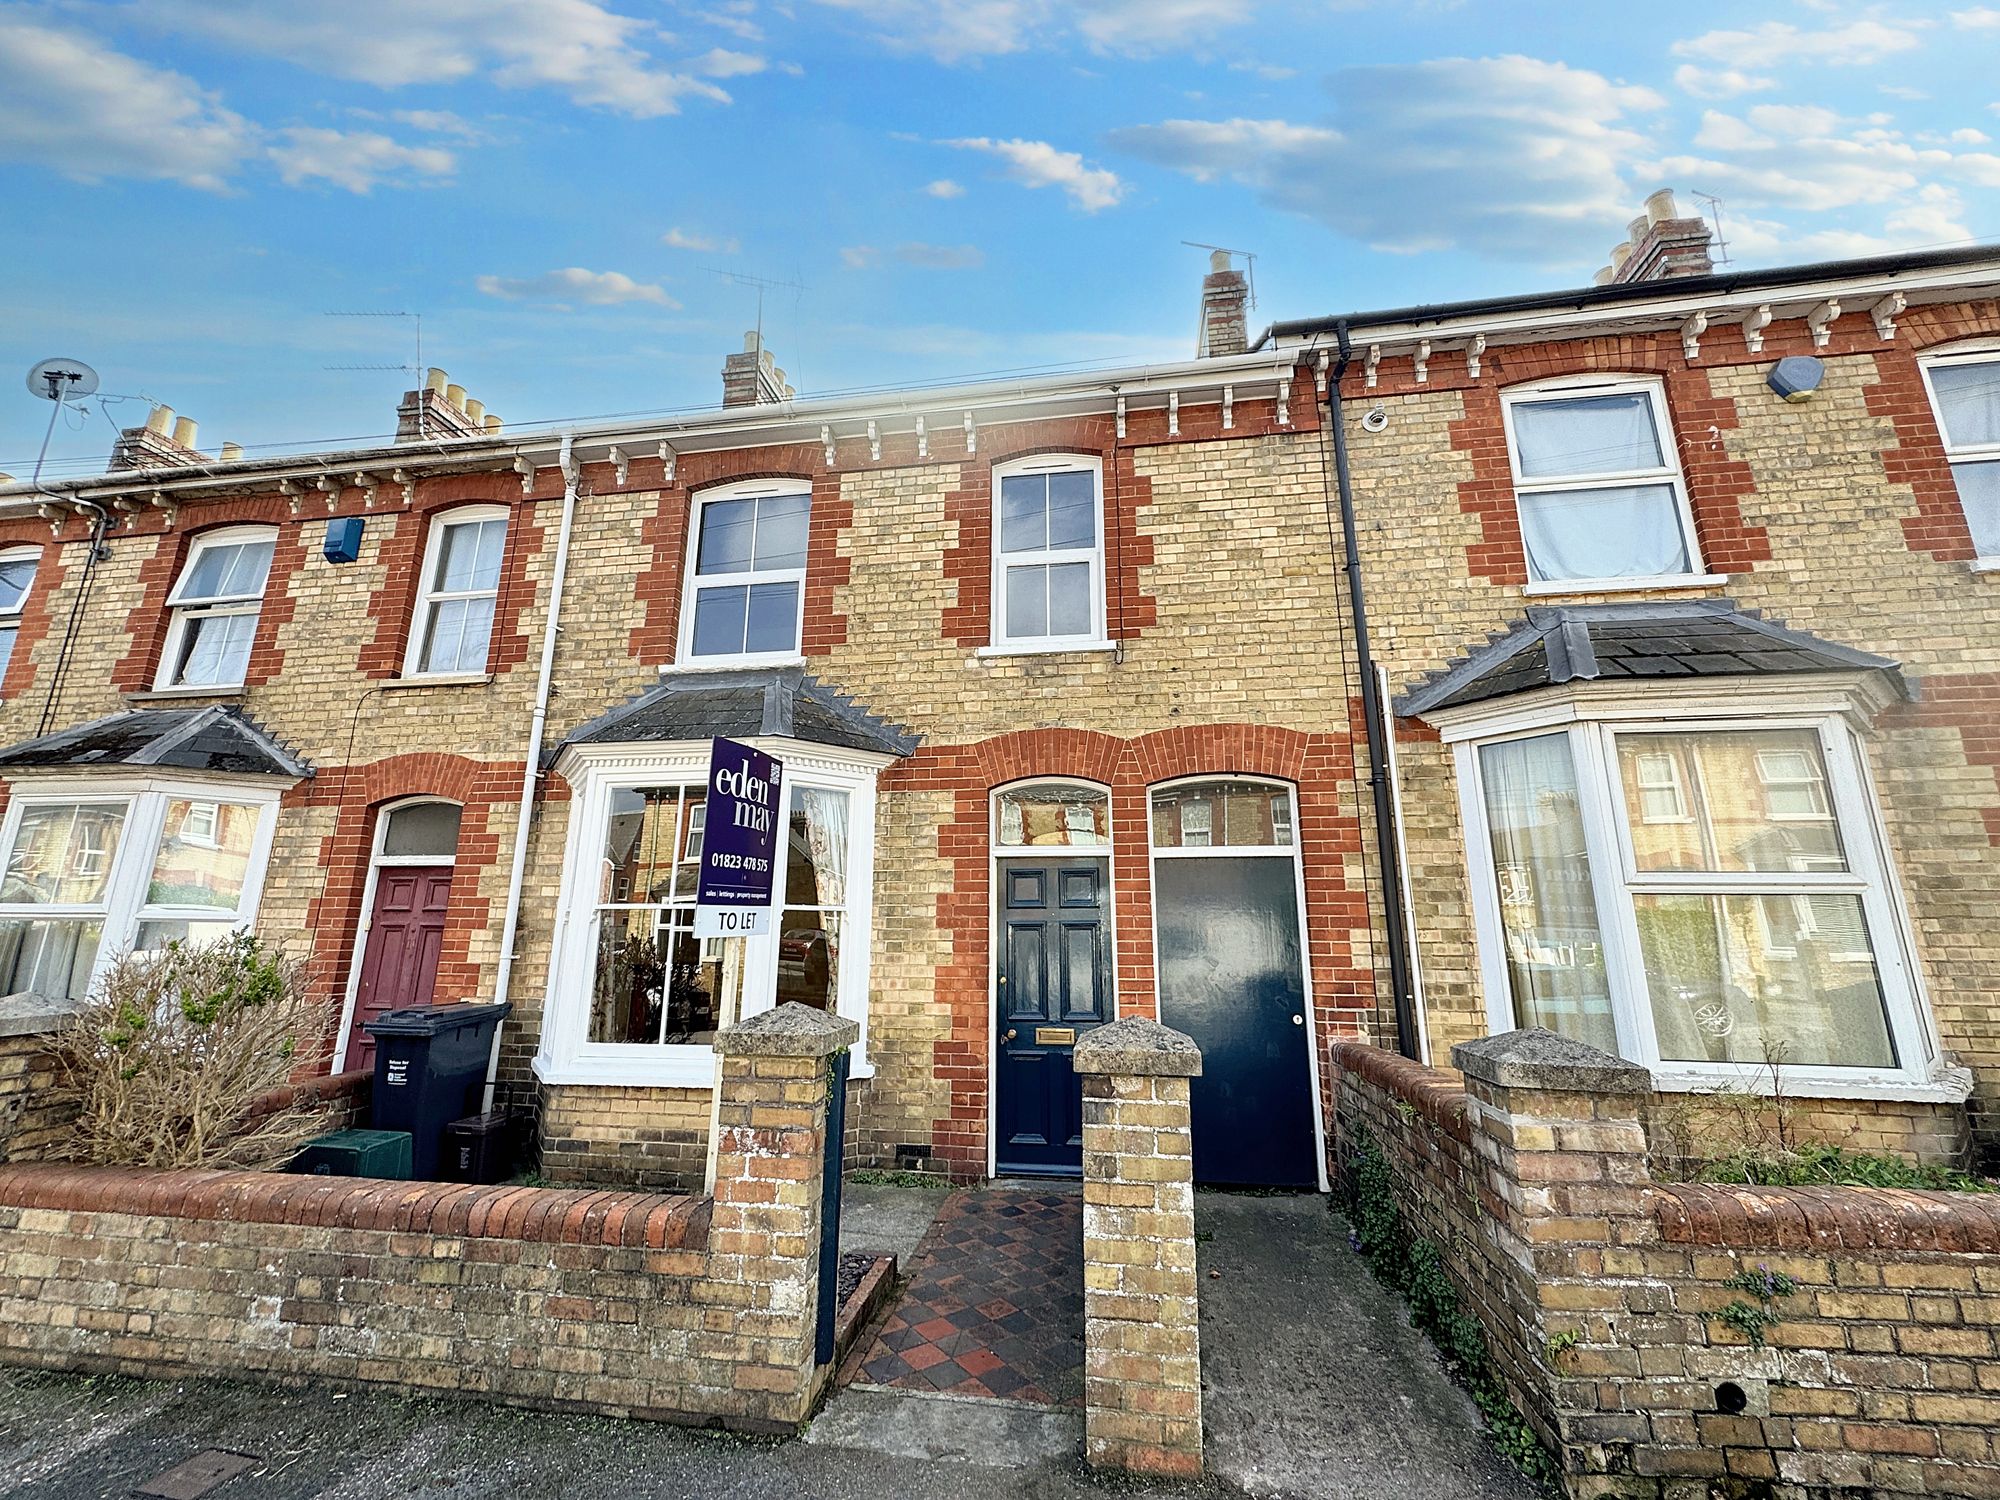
[{"left": 26, "top": 358, "right": 98, "bottom": 404}]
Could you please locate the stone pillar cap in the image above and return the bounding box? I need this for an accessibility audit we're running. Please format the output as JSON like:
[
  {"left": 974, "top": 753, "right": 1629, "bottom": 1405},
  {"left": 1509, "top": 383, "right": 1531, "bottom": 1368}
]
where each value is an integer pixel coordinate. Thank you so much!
[
  {"left": 1073, "top": 1018, "right": 1202, "bottom": 1077},
  {"left": 714, "top": 1002, "right": 859, "bottom": 1059},
  {"left": 0, "top": 994, "right": 81, "bottom": 1040},
  {"left": 1451, "top": 1028, "right": 1649, "bottom": 1095}
]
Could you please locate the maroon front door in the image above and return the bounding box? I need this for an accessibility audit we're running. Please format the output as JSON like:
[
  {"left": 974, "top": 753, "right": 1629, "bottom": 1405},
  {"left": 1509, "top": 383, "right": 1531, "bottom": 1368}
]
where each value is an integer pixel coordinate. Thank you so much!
[{"left": 345, "top": 867, "right": 453, "bottom": 1069}]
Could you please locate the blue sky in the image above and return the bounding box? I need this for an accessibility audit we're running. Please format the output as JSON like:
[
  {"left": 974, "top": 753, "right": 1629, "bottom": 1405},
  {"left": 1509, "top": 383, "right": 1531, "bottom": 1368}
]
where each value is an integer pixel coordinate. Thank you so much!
[{"left": 3, "top": 1, "right": 1998, "bottom": 478}]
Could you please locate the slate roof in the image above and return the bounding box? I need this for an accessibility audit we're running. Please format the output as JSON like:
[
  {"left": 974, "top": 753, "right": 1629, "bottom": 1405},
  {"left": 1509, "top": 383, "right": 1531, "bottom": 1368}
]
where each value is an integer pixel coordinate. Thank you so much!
[
  {"left": 1396, "top": 600, "right": 1908, "bottom": 718},
  {"left": 0, "top": 706, "right": 312, "bottom": 779},
  {"left": 558, "top": 667, "right": 919, "bottom": 759}
]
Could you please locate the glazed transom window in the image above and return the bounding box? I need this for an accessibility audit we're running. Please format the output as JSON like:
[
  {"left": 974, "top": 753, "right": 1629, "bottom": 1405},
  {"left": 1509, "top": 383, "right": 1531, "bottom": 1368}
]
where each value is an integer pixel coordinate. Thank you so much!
[
  {"left": 408, "top": 507, "right": 507, "bottom": 677},
  {"left": 683, "top": 485, "right": 811, "bottom": 661},
  {"left": 1918, "top": 351, "right": 2000, "bottom": 564},
  {"left": 992, "top": 456, "right": 1104, "bottom": 647},
  {"left": 1462, "top": 712, "right": 1933, "bottom": 1088},
  {"left": 0, "top": 784, "right": 277, "bottom": 1001},
  {"left": 995, "top": 782, "right": 1110, "bottom": 849},
  {"left": 1502, "top": 383, "right": 1702, "bottom": 587},
  {"left": 1149, "top": 780, "right": 1294, "bottom": 850},
  {"left": 157, "top": 527, "right": 276, "bottom": 689},
  {"left": 0, "top": 547, "right": 38, "bottom": 693}
]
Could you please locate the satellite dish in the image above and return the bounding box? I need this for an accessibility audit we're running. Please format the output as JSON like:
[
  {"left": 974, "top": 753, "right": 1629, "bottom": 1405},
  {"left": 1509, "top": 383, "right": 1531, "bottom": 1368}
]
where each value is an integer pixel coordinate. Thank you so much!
[{"left": 26, "top": 358, "right": 98, "bottom": 403}]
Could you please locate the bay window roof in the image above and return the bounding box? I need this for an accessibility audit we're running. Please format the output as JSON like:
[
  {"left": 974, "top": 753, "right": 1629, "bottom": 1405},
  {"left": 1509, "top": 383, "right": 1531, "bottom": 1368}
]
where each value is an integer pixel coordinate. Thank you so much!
[
  {"left": 0, "top": 706, "right": 310, "bottom": 780},
  {"left": 558, "top": 667, "right": 919, "bottom": 759},
  {"left": 1396, "top": 601, "right": 1908, "bottom": 719}
]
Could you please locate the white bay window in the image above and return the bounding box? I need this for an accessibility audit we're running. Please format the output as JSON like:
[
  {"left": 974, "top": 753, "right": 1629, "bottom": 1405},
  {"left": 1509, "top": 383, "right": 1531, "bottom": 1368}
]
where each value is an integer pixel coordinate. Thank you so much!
[
  {"left": 0, "top": 778, "right": 279, "bottom": 1001},
  {"left": 537, "top": 739, "right": 879, "bottom": 1088},
  {"left": 1502, "top": 380, "right": 1708, "bottom": 593},
  {"left": 1452, "top": 689, "right": 1954, "bottom": 1097}
]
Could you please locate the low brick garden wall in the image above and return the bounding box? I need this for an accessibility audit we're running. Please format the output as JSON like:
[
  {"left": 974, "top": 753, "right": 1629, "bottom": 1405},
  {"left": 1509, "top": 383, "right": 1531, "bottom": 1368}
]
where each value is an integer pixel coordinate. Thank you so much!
[
  {"left": 1331, "top": 1033, "right": 2000, "bottom": 1500},
  {"left": 0, "top": 1004, "right": 859, "bottom": 1433}
]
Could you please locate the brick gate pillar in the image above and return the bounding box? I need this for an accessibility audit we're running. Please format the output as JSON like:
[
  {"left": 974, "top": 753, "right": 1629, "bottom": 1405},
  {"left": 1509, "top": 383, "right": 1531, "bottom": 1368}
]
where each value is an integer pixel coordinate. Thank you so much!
[
  {"left": 1073, "top": 1017, "right": 1204, "bottom": 1479},
  {"left": 710, "top": 1001, "right": 859, "bottom": 1425}
]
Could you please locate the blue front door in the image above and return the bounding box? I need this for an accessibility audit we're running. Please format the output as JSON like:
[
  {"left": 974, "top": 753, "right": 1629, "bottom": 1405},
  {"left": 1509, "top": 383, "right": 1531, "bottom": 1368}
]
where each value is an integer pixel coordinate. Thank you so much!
[{"left": 995, "top": 859, "right": 1111, "bottom": 1176}]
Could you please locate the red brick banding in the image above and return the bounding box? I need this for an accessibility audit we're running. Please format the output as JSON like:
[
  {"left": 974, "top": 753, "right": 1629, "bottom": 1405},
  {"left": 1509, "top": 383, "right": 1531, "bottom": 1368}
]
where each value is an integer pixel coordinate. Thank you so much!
[
  {"left": 0, "top": 530, "right": 62, "bottom": 705},
  {"left": 1652, "top": 1180, "right": 2000, "bottom": 1253},
  {"left": 0, "top": 1162, "right": 711, "bottom": 1249},
  {"left": 111, "top": 499, "right": 296, "bottom": 692}
]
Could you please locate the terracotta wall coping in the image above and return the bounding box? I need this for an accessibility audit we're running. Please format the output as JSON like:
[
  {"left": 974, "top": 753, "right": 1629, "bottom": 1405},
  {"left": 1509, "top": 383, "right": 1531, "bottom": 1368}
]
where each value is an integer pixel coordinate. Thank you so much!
[
  {"left": 1330, "top": 1041, "right": 1471, "bottom": 1144},
  {"left": 1652, "top": 1181, "right": 2000, "bottom": 1254},
  {"left": 240, "top": 1068, "right": 372, "bottom": 1125},
  {"left": 0, "top": 1164, "right": 711, "bottom": 1252}
]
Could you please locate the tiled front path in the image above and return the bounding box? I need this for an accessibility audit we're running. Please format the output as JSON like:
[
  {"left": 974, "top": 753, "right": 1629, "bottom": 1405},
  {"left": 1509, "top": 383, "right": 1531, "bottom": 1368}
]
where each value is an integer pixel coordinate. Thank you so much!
[{"left": 850, "top": 1187, "right": 1084, "bottom": 1406}]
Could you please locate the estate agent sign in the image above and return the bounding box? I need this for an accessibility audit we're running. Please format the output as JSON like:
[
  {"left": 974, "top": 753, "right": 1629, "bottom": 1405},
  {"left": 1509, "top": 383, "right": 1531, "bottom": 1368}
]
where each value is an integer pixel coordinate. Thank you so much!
[{"left": 693, "top": 737, "right": 783, "bottom": 938}]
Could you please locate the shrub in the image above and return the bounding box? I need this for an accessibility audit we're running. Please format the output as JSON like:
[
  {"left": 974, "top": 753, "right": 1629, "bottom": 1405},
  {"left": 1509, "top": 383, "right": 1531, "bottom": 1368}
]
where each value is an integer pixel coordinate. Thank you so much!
[{"left": 50, "top": 933, "right": 337, "bottom": 1169}]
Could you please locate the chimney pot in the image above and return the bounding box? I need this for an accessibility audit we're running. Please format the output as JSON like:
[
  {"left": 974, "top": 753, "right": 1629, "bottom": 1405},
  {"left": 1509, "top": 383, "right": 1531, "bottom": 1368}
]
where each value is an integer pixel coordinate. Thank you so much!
[
  {"left": 1609, "top": 241, "right": 1632, "bottom": 269},
  {"left": 426, "top": 368, "right": 448, "bottom": 394},
  {"left": 464, "top": 398, "right": 484, "bottom": 425},
  {"left": 220, "top": 441, "right": 244, "bottom": 462},
  {"left": 171, "top": 416, "right": 198, "bottom": 450},
  {"left": 1645, "top": 188, "right": 1679, "bottom": 226},
  {"left": 146, "top": 406, "right": 175, "bottom": 436},
  {"left": 1607, "top": 187, "right": 1715, "bottom": 285},
  {"left": 743, "top": 331, "right": 760, "bottom": 352},
  {"left": 444, "top": 383, "right": 467, "bottom": 413},
  {"left": 1208, "top": 248, "right": 1230, "bottom": 273},
  {"left": 482, "top": 413, "right": 503, "bottom": 433},
  {"left": 1593, "top": 267, "right": 1615, "bottom": 286},
  {"left": 1198, "top": 251, "right": 1249, "bottom": 358}
]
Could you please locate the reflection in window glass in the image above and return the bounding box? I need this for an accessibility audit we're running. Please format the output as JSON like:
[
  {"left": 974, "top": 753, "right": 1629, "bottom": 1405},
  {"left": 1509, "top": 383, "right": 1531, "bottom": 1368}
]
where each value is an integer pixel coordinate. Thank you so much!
[
  {"left": 1635, "top": 893, "right": 1894, "bottom": 1068},
  {"left": 1617, "top": 730, "right": 1843, "bottom": 873},
  {"left": 163, "top": 532, "right": 275, "bottom": 688},
  {"left": 2, "top": 803, "right": 127, "bottom": 905},
  {"left": 1478, "top": 735, "right": 1619, "bottom": 1053},
  {"left": 687, "top": 491, "right": 810, "bottom": 658},
  {"left": 414, "top": 513, "right": 507, "bottom": 676},
  {"left": 0, "top": 550, "right": 37, "bottom": 691},
  {"left": 146, "top": 800, "right": 256, "bottom": 910},
  {"left": 1921, "top": 359, "right": 2000, "bottom": 556},
  {"left": 779, "top": 788, "right": 848, "bottom": 1009},
  {"left": 996, "top": 783, "right": 1110, "bottom": 848},
  {"left": 1149, "top": 780, "right": 1294, "bottom": 850}
]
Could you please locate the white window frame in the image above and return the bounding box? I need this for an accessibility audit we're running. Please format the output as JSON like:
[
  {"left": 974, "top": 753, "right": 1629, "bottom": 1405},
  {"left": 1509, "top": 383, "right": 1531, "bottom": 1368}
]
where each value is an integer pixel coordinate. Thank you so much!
[
  {"left": 154, "top": 525, "right": 278, "bottom": 691},
  {"left": 1916, "top": 342, "right": 2000, "bottom": 572},
  {"left": 1441, "top": 680, "right": 1965, "bottom": 1101},
  {"left": 0, "top": 773, "right": 282, "bottom": 1002},
  {"left": 329, "top": 796, "right": 462, "bottom": 1072},
  {"left": 1146, "top": 775, "right": 1329, "bottom": 1190},
  {"left": 403, "top": 504, "right": 509, "bottom": 679},
  {"left": 1500, "top": 376, "right": 1715, "bottom": 597},
  {"left": 986, "top": 778, "right": 1119, "bottom": 1178},
  {"left": 986, "top": 454, "right": 1110, "bottom": 653},
  {"left": 675, "top": 479, "right": 812, "bottom": 668},
  {"left": 534, "top": 738, "right": 885, "bottom": 1089},
  {"left": 0, "top": 544, "right": 40, "bottom": 697}
]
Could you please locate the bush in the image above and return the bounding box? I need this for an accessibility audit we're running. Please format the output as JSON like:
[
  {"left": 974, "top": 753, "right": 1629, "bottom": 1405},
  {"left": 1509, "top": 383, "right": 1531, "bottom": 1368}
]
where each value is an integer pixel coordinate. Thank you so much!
[{"left": 51, "top": 933, "right": 337, "bottom": 1169}]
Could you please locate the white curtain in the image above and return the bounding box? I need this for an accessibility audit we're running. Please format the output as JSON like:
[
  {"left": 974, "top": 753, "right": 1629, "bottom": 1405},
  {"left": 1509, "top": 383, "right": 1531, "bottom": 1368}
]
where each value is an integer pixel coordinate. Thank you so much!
[
  {"left": 1518, "top": 483, "right": 1689, "bottom": 582},
  {"left": 1513, "top": 393, "right": 1662, "bottom": 478},
  {"left": 1931, "top": 362, "right": 2000, "bottom": 447},
  {"left": 799, "top": 788, "right": 849, "bottom": 908}
]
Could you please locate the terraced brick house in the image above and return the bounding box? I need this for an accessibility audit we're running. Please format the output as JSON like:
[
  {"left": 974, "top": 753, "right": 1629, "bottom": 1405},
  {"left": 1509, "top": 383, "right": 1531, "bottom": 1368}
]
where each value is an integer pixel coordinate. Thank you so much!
[{"left": 1, "top": 207, "right": 1997, "bottom": 1186}]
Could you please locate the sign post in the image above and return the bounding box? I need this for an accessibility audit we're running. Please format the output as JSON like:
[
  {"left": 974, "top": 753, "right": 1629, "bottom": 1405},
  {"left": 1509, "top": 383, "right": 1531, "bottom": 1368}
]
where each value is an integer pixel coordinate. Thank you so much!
[{"left": 693, "top": 737, "right": 783, "bottom": 939}]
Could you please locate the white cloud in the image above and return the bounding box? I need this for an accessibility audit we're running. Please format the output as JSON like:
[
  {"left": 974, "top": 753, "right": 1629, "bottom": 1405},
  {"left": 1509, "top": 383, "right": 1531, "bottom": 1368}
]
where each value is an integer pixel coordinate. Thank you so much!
[
  {"left": 386, "top": 108, "right": 486, "bottom": 140},
  {"left": 924, "top": 177, "right": 966, "bottom": 198},
  {"left": 0, "top": 13, "right": 252, "bottom": 189},
  {"left": 1672, "top": 19, "right": 1924, "bottom": 66},
  {"left": 1652, "top": 105, "right": 1974, "bottom": 213},
  {"left": 695, "top": 4, "right": 765, "bottom": 41},
  {"left": 138, "top": 0, "right": 731, "bottom": 118},
  {"left": 944, "top": 136, "right": 1125, "bottom": 211},
  {"left": 806, "top": 0, "right": 1250, "bottom": 63},
  {"left": 1878, "top": 84, "right": 1930, "bottom": 101},
  {"left": 1111, "top": 55, "right": 1663, "bottom": 261},
  {"left": 1672, "top": 64, "right": 1775, "bottom": 101},
  {"left": 267, "top": 127, "right": 455, "bottom": 191},
  {"left": 1229, "top": 60, "right": 1298, "bottom": 80},
  {"left": 894, "top": 242, "right": 985, "bottom": 268},
  {"left": 1724, "top": 185, "right": 1972, "bottom": 261},
  {"left": 694, "top": 47, "right": 765, "bottom": 77},
  {"left": 1951, "top": 7, "right": 2000, "bottom": 28},
  {"left": 475, "top": 267, "right": 680, "bottom": 306},
  {"left": 840, "top": 246, "right": 879, "bottom": 268},
  {"left": 662, "top": 227, "right": 740, "bottom": 252}
]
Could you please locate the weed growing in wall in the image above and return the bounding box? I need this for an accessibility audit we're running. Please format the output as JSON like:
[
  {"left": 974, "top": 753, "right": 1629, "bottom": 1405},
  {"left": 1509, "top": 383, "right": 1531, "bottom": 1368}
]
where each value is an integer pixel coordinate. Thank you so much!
[
  {"left": 1341, "top": 1124, "right": 1561, "bottom": 1493},
  {"left": 1716, "top": 1264, "right": 1798, "bottom": 1347}
]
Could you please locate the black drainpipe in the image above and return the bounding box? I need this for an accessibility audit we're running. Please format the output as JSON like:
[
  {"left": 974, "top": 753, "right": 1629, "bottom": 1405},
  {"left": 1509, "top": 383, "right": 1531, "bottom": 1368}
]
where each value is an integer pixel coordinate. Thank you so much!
[{"left": 1326, "top": 320, "right": 1419, "bottom": 1060}]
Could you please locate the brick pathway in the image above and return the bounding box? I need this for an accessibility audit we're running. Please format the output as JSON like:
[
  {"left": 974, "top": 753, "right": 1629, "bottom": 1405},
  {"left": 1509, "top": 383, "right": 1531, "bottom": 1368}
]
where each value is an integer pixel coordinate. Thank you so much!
[{"left": 850, "top": 1187, "right": 1083, "bottom": 1406}]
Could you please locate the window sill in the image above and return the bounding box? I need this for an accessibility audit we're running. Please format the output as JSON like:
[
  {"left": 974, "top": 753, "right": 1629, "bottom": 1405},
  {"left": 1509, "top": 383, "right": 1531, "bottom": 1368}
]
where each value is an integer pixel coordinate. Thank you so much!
[
  {"left": 382, "top": 673, "right": 495, "bottom": 692},
  {"left": 124, "top": 685, "right": 246, "bottom": 705},
  {"left": 1521, "top": 575, "right": 1726, "bottom": 599},
  {"left": 659, "top": 655, "right": 805, "bottom": 676},
  {"left": 1648, "top": 1063, "right": 1974, "bottom": 1104},
  {"left": 532, "top": 1050, "right": 874, "bottom": 1089},
  {"left": 975, "top": 640, "right": 1118, "bottom": 660}
]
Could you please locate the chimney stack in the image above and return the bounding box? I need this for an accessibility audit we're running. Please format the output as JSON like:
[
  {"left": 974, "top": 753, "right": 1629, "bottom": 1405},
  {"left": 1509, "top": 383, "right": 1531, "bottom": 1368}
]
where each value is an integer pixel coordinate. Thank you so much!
[
  {"left": 396, "top": 366, "right": 494, "bottom": 441},
  {"left": 1198, "top": 249, "right": 1249, "bottom": 357},
  {"left": 1596, "top": 189, "right": 1714, "bottom": 286},
  {"left": 721, "top": 331, "right": 795, "bottom": 408},
  {"left": 112, "top": 404, "right": 209, "bottom": 471}
]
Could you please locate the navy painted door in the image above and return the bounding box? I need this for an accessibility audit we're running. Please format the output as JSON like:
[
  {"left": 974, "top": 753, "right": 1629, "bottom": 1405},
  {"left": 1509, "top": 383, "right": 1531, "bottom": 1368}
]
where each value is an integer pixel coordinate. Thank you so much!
[
  {"left": 995, "top": 860, "right": 1112, "bottom": 1176},
  {"left": 1154, "top": 856, "right": 1318, "bottom": 1188}
]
